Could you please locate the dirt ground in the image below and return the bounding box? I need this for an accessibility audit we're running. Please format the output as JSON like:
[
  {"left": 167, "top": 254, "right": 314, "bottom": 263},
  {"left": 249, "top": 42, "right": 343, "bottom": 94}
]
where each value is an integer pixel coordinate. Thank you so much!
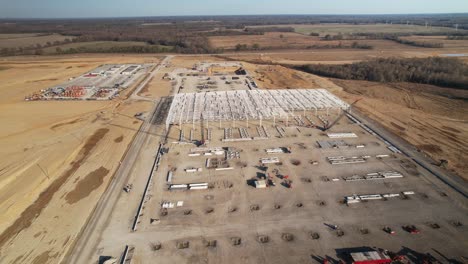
[
  {"left": 209, "top": 32, "right": 321, "bottom": 50},
  {"left": 330, "top": 80, "right": 468, "bottom": 179},
  {"left": 1, "top": 49, "right": 467, "bottom": 263},
  {"left": 0, "top": 54, "right": 162, "bottom": 264}
]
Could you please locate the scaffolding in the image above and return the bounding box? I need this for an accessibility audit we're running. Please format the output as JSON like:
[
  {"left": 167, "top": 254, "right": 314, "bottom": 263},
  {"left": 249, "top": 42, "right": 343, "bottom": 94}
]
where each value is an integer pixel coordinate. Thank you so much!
[{"left": 166, "top": 89, "right": 350, "bottom": 130}]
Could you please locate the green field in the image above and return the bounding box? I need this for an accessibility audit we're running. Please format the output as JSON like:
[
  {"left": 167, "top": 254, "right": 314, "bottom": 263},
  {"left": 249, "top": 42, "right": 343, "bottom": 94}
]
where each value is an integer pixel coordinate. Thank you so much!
[
  {"left": 247, "top": 23, "right": 465, "bottom": 36},
  {"left": 0, "top": 33, "right": 75, "bottom": 48}
]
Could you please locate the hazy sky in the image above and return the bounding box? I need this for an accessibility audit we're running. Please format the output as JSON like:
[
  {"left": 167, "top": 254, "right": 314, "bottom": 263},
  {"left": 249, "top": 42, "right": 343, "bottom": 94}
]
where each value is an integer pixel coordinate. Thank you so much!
[{"left": 0, "top": 0, "right": 467, "bottom": 18}]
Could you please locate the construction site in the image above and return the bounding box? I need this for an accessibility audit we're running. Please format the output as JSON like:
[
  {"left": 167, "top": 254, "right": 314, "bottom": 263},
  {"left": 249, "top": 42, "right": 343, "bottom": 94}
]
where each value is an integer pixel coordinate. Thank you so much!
[
  {"left": 88, "top": 61, "right": 468, "bottom": 264},
  {"left": 24, "top": 64, "right": 152, "bottom": 101}
]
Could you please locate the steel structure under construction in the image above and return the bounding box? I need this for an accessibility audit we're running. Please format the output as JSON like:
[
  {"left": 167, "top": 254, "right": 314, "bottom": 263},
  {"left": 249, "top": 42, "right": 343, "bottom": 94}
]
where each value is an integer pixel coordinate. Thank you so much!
[{"left": 165, "top": 89, "right": 350, "bottom": 129}]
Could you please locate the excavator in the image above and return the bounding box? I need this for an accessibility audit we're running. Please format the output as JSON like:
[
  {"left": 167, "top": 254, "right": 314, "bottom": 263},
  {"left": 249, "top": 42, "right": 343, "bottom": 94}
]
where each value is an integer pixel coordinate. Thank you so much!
[{"left": 317, "top": 98, "right": 362, "bottom": 131}]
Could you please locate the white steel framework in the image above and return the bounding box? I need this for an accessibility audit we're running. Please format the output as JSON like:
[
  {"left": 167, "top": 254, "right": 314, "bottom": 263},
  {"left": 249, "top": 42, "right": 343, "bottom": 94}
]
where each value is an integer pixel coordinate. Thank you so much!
[{"left": 166, "top": 89, "right": 350, "bottom": 129}]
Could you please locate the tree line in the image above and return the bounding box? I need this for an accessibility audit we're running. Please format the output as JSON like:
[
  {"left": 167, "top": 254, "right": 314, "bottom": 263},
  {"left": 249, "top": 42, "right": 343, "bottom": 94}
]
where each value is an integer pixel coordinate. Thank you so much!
[{"left": 295, "top": 57, "right": 468, "bottom": 89}]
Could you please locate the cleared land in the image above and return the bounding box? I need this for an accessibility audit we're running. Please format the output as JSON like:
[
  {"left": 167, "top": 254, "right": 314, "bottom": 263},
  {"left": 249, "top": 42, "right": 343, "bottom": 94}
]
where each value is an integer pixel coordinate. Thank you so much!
[
  {"left": 331, "top": 80, "right": 468, "bottom": 179},
  {"left": 0, "top": 54, "right": 163, "bottom": 264},
  {"left": 247, "top": 23, "right": 467, "bottom": 36},
  {"left": 209, "top": 32, "right": 321, "bottom": 50},
  {"left": 1, "top": 39, "right": 468, "bottom": 263},
  {"left": 85, "top": 58, "right": 467, "bottom": 264},
  {"left": 0, "top": 33, "right": 75, "bottom": 48}
]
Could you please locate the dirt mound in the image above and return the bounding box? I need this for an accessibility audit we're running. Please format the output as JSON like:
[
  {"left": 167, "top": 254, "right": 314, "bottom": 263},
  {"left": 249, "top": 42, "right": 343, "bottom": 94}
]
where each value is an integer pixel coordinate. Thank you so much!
[{"left": 65, "top": 166, "right": 109, "bottom": 204}]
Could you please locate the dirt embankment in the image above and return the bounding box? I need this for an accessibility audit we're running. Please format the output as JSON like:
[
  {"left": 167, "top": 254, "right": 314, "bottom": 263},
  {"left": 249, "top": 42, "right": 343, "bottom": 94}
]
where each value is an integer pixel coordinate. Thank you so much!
[
  {"left": 243, "top": 64, "right": 319, "bottom": 89},
  {"left": 0, "top": 128, "right": 109, "bottom": 248},
  {"left": 330, "top": 79, "right": 468, "bottom": 178}
]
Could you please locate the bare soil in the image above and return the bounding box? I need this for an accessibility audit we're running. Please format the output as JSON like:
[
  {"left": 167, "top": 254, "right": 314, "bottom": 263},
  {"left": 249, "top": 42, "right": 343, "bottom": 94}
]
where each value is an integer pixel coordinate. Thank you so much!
[{"left": 330, "top": 79, "right": 468, "bottom": 178}]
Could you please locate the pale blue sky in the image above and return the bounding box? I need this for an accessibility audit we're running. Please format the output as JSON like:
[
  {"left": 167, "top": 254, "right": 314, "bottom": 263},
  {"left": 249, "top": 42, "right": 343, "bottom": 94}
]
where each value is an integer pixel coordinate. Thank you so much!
[{"left": 0, "top": 0, "right": 467, "bottom": 18}]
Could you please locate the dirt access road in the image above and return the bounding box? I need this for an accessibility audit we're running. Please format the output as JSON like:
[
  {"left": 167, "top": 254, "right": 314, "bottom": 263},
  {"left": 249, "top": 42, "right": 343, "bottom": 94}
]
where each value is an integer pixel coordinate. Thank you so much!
[{"left": 64, "top": 56, "right": 174, "bottom": 264}]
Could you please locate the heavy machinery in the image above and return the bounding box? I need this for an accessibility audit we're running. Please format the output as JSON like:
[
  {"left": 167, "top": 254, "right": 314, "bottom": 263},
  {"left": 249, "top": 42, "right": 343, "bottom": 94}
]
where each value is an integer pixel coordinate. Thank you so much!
[
  {"left": 317, "top": 98, "right": 362, "bottom": 131},
  {"left": 437, "top": 159, "right": 448, "bottom": 169},
  {"left": 282, "top": 176, "right": 292, "bottom": 188},
  {"left": 383, "top": 226, "right": 396, "bottom": 234},
  {"left": 403, "top": 225, "right": 420, "bottom": 234}
]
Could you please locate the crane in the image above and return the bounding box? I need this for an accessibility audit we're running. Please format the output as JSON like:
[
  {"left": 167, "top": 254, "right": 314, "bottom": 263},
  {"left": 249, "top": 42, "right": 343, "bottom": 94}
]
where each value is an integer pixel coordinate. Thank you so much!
[
  {"left": 318, "top": 98, "right": 362, "bottom": 131},
  {"left": 198, "top": 113, "right": 206, "bottom": 147}
]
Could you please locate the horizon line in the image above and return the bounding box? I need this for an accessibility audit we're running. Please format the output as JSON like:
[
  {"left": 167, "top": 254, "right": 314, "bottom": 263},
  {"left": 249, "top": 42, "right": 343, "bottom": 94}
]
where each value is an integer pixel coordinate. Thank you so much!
[{"left": 1, "top": 12, "right": 467, "bottom": 20}]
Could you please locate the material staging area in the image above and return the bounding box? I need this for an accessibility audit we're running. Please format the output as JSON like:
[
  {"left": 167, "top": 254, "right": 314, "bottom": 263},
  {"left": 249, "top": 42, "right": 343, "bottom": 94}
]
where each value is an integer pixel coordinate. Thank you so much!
[{"left": 25, "top": 64, "right": 153, "bottom": 101}]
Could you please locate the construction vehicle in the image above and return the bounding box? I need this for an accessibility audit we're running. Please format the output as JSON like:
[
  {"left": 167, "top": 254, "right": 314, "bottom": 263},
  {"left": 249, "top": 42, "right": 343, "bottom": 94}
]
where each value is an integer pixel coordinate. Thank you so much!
[
  {"left": 403, "top": 225, "right": 420, "bottom": 234},
  {"left": 437, "top": 159, "right": 448, "bottom": 169},
  {"left": 282, "top": 176, "right": 292, "bottom": 188},
  {"left": 383, "top": 226, "right": 396, "bottom": 234},
  {"left": 123, "top": 183, "right": 133, "bottom": 193},
  {"left": 317, "top": 98, "right": 362, "bottom": 131}
]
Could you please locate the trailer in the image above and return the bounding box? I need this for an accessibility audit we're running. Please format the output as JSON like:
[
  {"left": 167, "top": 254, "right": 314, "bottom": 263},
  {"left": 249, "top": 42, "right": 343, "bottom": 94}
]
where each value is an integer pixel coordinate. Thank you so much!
[
  {"left": 169, "top": 184, "right": 188, "bottom": 190},
  {"left": 265, "top": 148, "right": 285, "bottom": 154},
  {"left": 350, "top": 250, "right": 392, "bottom": 264},
  {"left": 359, "top": 194, "right": 383, "bottom": 200},
  {"left": 260, "top": 157, "right": 280, "bottom": 164},
  {"left": 166, "top": 171, "right": 173, "bottom": 183},
  {"left": 327, "top": 132, "right": 358, "bottom": 139}
]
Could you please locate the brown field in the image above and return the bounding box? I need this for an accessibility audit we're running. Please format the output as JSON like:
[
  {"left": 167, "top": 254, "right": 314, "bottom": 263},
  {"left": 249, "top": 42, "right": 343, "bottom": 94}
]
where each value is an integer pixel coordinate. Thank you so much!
[
  {"left": 247, "top": 23, "right": 467, "bottom": 36},
  {"left": 209, "top": 32, "right": 322, "bottom": 49},
  {"left": 220, "top": 38, "right": 468, "bottom": 65},
  {"left": 400, "top": 35, "right": 468, "bottom": 49},
  {"left": 209, "top": 32, "right": 428, "bottom": 51},
  {"left": 0, "top": 54, "right": 163, "bottom": 264},
  {"left": 331, "top": 80, "right": 468, "bottom": 179},
  {"left": 0, "top": 33, "right": 76, "bottom": 48}
]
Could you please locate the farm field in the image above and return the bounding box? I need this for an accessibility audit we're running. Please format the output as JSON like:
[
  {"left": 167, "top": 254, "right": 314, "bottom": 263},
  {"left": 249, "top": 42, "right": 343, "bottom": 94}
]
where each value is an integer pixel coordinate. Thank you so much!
[
  {"left": 399, "top": 35, "right": 468, "bottom": 48},
  {"left": 247, "top": 23, "right": 467, "bottom": 36},
  {"left": 209, "top": 32, "right": 468, "bottom": 52},
  {"left": 0, "top": 33, "right": 75, "bottom": 48},
  {"left": 42, "top": 41, "right": 173, "bottom": 54},
  {"left": 209, "top": 32, "right": 322, "bottom": 49},
  {"left": 220, "top": 38, "right": 468, "bottom": 65}
]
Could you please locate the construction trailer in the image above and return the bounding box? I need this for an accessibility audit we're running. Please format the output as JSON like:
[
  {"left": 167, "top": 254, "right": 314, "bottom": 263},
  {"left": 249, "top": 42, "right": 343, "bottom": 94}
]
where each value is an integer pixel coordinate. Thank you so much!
[
  {"left": 255, "top": 180, "right": 267, "bottom": 189},
  {"left": 327, "top": 132, "right": 358, "bottom": 139},
  {"left": 350, "top": 251, "right": 392, "bottom": 264},
  {"left": 260, "top": 157, "right": 280, "bottom": 164}
]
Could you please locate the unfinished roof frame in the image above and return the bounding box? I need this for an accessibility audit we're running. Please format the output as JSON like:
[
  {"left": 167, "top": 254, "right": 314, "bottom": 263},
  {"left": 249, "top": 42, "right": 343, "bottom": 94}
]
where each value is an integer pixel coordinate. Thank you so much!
[{"left": 165, "top": 89, "right": 350, "bottom": 130}]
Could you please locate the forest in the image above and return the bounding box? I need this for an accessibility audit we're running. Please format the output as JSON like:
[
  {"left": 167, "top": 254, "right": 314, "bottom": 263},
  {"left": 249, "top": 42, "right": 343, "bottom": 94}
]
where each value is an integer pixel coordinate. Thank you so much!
[
  {"left": 0, "top": 14, "right": 467, "bottom": 55},
  {"left": 295, "top": 57, "right": 468, "bottom": 89}
]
